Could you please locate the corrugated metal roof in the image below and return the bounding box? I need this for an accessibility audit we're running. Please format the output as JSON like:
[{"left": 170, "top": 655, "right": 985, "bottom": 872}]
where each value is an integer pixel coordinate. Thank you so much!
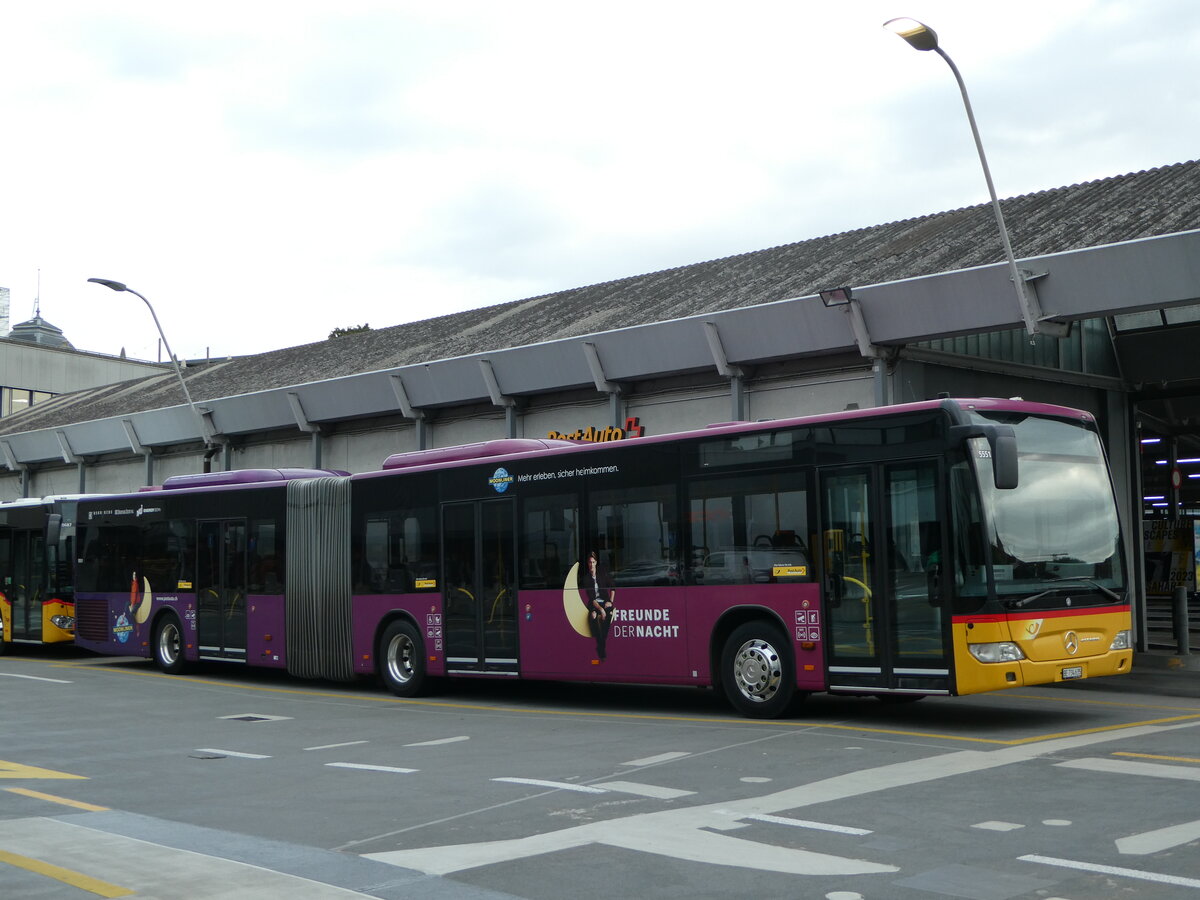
[{"left": 5, "top": 160, "right": 1199, "bottom": 436}]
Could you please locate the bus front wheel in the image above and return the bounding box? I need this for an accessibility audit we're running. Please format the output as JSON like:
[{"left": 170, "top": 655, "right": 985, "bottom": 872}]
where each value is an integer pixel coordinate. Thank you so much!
[
  {"left": 153, "top": 614, "right": 189, "bottom": 675},
  {"left": 721, "top": 621, "right": 795, "bottom": 719},
  {"left": 379, "top": 620, "right": 429, "bottom": 698}
]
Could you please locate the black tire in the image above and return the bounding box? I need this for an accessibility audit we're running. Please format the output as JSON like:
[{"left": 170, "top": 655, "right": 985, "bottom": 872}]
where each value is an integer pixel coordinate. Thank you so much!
[
  {"left": 379, "top": 620, "right": 429, "bottom": 697},
  {"left": 720, "top": 620, "right": 795, "bottom": 719},
  {"left": 153, "top": 614, "right": 189, "bottom": 675}
]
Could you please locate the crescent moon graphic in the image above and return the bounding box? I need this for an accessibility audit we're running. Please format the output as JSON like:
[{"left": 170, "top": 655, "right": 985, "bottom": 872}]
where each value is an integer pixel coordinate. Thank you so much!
[
  {"left": 134, "top": 576, "right": 153, "bottom": 624},
  {"left": 561, "top": 562, "right": 591, "bottom": 637}
]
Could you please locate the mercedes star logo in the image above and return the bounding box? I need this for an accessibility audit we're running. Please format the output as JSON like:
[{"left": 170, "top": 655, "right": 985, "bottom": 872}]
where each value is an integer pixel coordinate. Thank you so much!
[{"left": 1063, "top": 631, "right": 1079, "bottom": 655}]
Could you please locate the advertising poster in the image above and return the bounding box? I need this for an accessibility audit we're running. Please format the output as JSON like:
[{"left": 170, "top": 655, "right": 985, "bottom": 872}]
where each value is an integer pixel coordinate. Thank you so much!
[{"left": 1143, "top": 518, "right": 1195, "bottom": 597}]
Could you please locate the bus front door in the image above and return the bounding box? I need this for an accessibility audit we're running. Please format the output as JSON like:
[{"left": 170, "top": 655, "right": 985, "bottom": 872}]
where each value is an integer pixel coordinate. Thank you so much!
[
  {"left": 441, "top": 499, "right": 518, "bottom": 676},
  {"left": 196, "top": 520, "right": 248, "bottom": 661},
  {"left": 821, "top": 461, "right": 950, "bottom": 697}
]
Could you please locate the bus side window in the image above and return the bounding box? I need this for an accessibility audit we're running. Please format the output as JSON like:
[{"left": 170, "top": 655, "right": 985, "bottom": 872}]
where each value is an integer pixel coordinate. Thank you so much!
[
  {"left": 519, "top": 494, "right": 579, "bottom": 589},
  {"left": 591, "top": 483, "right": 678, "bottom": 587},
  {"left": 363, "top": 508, "right": 436, "bottom": 593},
  {"left": 687, "top": 470, "right": 812, "bottom": 585},
  {"left": 249, "top": 519, "right": 282, "bottom": 593}
]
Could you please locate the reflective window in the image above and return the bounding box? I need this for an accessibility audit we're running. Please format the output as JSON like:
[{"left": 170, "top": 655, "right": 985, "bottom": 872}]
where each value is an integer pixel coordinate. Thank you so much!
[
  {"left": 519, "top": 493, "right": 579, "bottom": 589},
  {"left": 687, "top": 471, "right": 811, "bottom": 584},
  {"left": 590, "top": 483, "right": 678, "bottom": 587},
  {"left": 970, "top": 415, "right": 1124, "bottom": 600}
]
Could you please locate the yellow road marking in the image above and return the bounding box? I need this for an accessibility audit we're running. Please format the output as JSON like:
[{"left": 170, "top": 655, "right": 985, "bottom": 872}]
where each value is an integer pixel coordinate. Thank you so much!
[
  {"left": 0, "top": 760, "right": 86, "bottom": 780},
  {"left": 0, "top": 849, "right": 131, "bottom": 897},
  {"left": 5, "top": 787, "right": 107, "bottom": 810},
  {"left": 59, "top": 659, "right": 1200, "bottom": 746},
  {"left": 1005, "top": 691, "right": 1200, "bottom": 712},
  {"left": 1114, "top": 751, "right": 1200, "bottom": 764}
]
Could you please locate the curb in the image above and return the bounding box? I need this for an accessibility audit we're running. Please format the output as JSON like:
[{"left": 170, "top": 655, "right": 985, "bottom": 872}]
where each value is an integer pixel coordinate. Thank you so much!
[{"left": 1134, "top": 651, "right": 1200, "bottom": 672}]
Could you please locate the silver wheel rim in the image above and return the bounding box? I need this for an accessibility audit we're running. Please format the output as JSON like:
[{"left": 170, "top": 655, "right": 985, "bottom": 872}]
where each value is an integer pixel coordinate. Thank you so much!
[
  {"left": 732, "top": 637, "right": 782, "bottom": 704},
  {"left": 158, "top": 622, "right": 180, "bottom": 666},
  {"left": 386, "top": 632, "right": 416, "bottom": 685}
]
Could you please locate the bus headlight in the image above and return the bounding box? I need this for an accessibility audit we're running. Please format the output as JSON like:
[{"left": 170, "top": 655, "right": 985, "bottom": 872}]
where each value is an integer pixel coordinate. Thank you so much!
[
  {"left": 968, "top": 641, "right": 1026, "bottom": 663},
  {"left": 50, "top": 615, "right": 75, "bottom": 631},
  {"left": 1109, "top": 630, "right": 1132, "bottom": 651}
]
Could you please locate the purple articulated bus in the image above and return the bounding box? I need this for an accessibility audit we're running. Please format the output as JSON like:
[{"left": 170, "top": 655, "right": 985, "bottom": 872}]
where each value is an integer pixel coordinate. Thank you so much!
[{"left": 71, "top": 397, "right": 1131, "bottom": 718}]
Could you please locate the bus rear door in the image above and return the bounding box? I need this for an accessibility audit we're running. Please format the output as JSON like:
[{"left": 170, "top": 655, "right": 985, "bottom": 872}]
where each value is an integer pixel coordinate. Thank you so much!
[
  {"left": 441, "top": 499, "right": 518, "bottom": 676},
  {"left": 197, "top": 519, "right": 248, "bottom": 661},
  {"left": 821, "top": 460, "right": 951, "bottom": 697}
]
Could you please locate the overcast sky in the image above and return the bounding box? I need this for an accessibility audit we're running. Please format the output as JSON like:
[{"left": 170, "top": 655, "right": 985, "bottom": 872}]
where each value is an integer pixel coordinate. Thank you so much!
[{"left": 2, "top": 1, "right": 1197, "bottom": 363}]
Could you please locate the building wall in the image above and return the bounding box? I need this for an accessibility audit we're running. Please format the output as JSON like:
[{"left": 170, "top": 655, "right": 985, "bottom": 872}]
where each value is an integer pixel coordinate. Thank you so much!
[
  {"left": 750, "top": 372, "right": 875, "bottom": 420},
  {"left": 0, "top": 340, "right": 164, "bottom": 397}
]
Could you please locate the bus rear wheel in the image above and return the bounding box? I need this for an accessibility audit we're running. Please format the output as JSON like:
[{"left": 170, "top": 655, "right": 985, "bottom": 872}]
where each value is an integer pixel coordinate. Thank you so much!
[
  {"left": 153, "top": 614, "right": 189, "bottom": 675},
  {"left": 379, "top": 620, "right": 429, "bottom": 698},
  {"left": 721, "top": 621, "right": 795, "bottom": 719}
]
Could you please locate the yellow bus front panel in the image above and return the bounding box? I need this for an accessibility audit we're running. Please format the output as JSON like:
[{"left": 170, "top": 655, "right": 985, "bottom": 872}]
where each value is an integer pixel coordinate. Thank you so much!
[{"left": 953, "top": 606, "right": 1132, "bottom": 695}]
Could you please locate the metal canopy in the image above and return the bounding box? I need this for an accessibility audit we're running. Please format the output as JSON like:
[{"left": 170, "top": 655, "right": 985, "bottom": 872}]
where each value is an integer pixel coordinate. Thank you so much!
[{"left": 2, "top": 229, "right": 1199, "bottom": 468}]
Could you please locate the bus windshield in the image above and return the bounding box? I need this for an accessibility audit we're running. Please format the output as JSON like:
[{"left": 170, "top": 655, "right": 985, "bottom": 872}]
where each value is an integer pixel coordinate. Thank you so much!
[{"left": 963, "top": 413, "right": 1124, "bottom": 604}]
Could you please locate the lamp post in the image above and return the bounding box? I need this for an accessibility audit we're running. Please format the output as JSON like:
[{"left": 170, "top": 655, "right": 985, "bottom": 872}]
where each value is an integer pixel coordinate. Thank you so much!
[
  {"left": 882, "top": 18, "right": 1069, "bottom": 339},
  {"left": 87, "top": 278, "right": 211, "bottom": 449}
]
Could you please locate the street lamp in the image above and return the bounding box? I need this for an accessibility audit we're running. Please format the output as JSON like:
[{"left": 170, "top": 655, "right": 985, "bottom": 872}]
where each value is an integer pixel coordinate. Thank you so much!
[
  {"left": 87, "top": 278, "right": 211, "bottom": 445},
  {"left": 882, "top": 18, "right": 1069, "bottom": 338}
]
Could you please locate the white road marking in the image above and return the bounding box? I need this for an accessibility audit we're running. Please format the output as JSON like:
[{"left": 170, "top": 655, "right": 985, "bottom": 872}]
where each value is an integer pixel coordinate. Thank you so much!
[
  {"left": 219, "top": 713, "right": 292, "bottom": 721},
  {"left": 1020, "top": 854, "right": 1200, "bottom": 889},
  {"left": 593, "top": 781, "right": 695, "bottom": 800},
  {"left": 622, "top": 751, "right": 689, "bottom": 766},
  {"left": 726, "top": 811, "right": 872, "bottom": 836},
  {"left": 305, "top": 741, "right": 369, "bottom": 751},
  {"left": 972, "top": 821, "right": 1024, "bottom": 832},
  {"left": 365, "top": 721, "right": 1193, "bottom": 878},
  {"left": 1056, "top": 757, "right": 1200, "bottom": 782},
  {"left": 0, "top": 673, "right": 71, "bottom": 683},
  {"left": 1117, "top": 819, "right": 1200, "bottom": 855},
  {"left": 405, "top": 736, "right": 470, "bottom": 747},
  {"left": 326, "top": 763, "right": 417, "bottom": 774},
  {"left": 193, "top": 749, "right": 270, "bottom": 759},
  {"left": 492, "top": 777, "right": 607, "bottom": 794}
]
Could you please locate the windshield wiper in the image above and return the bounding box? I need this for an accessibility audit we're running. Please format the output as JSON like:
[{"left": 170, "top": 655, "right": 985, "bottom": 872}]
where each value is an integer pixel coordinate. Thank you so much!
[{"left": 1003, "top": 576, "right": 1123, "bottom": 609}]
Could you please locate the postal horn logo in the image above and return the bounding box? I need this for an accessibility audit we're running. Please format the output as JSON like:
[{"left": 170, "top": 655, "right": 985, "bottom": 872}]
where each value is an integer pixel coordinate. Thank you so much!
[{"left": 489, "top": 467, "right": 514, "bottom": 493}]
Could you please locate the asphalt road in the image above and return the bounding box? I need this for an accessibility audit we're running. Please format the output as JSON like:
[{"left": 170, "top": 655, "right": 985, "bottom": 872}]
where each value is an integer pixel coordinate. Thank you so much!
[{"left": 2, "top": 646, "right": 1199, "bottom": 899}]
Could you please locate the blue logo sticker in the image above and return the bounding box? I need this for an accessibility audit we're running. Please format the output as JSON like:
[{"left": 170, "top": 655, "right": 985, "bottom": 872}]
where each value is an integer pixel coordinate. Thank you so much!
[
  {"left": 489, "top": 467, "right": 514, "bottom": 493},
  {"left": 114, "top": 611, "right": 133, "bottom": 644}
]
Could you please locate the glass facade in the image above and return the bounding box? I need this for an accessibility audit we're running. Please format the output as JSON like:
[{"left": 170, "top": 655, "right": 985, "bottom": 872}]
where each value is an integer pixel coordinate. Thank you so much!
[{"left": 920, "top": 318, "right": 1120, "bottom": 377}]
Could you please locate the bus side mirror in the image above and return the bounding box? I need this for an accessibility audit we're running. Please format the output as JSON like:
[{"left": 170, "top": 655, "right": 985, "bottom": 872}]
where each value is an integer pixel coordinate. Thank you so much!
[
  {"left": 46, "top": 513, "right": 62, "bottom": 546},
  {"left": 989, "top": 427, "right": 1018, "bottom": 490},
  {"left": 949, "top": 423, "right": 1018, "bottom": 490}
]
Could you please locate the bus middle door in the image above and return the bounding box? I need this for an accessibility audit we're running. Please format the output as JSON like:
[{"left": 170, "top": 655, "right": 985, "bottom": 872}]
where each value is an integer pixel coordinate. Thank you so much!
[
  {"left": 441, "top": 499, "right": 517, "bottom": 676},
  {"left": 197, "top": 520, "right": 248, "bottom": 661}
]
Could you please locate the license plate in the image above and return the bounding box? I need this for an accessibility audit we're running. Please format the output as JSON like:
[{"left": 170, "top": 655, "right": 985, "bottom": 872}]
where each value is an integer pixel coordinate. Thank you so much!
[{"left": 1061, "top": 666, "right": 1083, "bottom": 680}]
